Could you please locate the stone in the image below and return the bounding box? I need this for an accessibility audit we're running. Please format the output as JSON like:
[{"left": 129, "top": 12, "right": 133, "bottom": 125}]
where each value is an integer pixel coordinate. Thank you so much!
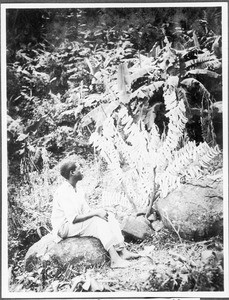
[
  {"left": 121, "top": 215, "right": 154, "bottom": 240},
  {"left": 151, "top": 220, "right": 164, "bottom": 232},
  {"left": 155, "top": 180, "right": 223, "bottom": 241},
  {"left": 201, "top": 250, "right": 215, "bottom": 263},
  {"left": 147, "top": 212, "right": 157, "bottom": 222},
  {"left": 25, "top": 234, "right": 108, "bottom": 272}
]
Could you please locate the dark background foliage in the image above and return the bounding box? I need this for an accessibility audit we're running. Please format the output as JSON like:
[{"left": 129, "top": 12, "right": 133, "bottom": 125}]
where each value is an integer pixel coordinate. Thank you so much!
[{"left": 7, "top": 6, "right": 222, "bottom": 175}]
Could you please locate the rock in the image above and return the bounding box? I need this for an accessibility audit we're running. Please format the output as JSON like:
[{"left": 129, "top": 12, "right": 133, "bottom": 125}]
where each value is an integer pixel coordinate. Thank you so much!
[
  {"left": 151, "top": 220, "right": 164, "bottom": 232},
  {"left": 121, "top": 215, "right": 154, "bottom": 240},
  {"left": 201, "top": 250, "right": 215, "bottom": 263},
  {"left": 25, "top": 234, "right": 108, "bottom": 272},
  {"left": 181, "top": 266, "right": 189, "bottom": 274},
  {"left": 155, "top": 181, "right": 223, "bottom": 241},
  {"left": 201, "top": 250, "right": 224, "bottom": 268},
  {"left": 139, "top": 245, "right": 155, "bottom": 257},
  {"left": 147, "top": 212, "right": 157, "bottom": 222}
]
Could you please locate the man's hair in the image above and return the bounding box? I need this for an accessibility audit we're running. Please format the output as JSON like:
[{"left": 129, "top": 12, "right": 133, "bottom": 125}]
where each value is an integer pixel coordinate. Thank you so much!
[{"left": 60, "top": 161, "right": 76, "bottom": 180}]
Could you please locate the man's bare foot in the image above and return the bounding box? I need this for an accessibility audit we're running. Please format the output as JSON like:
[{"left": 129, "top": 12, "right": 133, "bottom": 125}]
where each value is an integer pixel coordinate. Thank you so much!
[
  {"left": 119, "top": 249, "right": 141, "bottom": 260},
  {"left": 110, "top": 258, "right": 130, "bottom": 269}
]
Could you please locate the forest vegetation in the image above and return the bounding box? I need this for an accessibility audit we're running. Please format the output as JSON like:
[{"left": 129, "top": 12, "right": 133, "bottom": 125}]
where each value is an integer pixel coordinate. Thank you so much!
[{"left": 6, "top": 6, "right": 224, "bottom": 292}]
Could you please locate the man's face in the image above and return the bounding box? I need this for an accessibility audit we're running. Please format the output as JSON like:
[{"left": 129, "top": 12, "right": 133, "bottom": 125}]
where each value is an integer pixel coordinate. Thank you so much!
[{"left": 71, "top": 167, "right": 83, "bottom": 181}]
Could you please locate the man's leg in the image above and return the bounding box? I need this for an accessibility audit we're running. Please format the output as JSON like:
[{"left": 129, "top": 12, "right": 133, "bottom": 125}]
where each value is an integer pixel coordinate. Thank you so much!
[
  {"left": 106, "top": 213, "right": 125, "bottom": 247},
  {"left": 108, "top": 245, "right": 130, "bottom": 268},
  {"left": 119, "top": 248, "right": 142, "bottom": 260},
  {"left": 68, "top": 216, "right": 130, "bottom": 268},
  {"left": 107, "top": 213, "right": 141, "bottom": 260}
]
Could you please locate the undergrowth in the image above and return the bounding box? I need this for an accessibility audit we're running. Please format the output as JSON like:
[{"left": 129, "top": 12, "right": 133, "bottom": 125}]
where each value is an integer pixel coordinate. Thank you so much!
[
  {"left": 9, "top": 227, "right": 224, "bottom": 292},
  {"left": 7, "top": 155, "right": 224, "bottom": 293}
]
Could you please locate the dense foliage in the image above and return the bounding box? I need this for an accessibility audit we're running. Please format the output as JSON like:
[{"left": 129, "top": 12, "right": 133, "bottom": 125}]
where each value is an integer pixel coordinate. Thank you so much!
[
  {"left": 6, "top": 6, "right": 223, "bottom": 292},
  {"left": 7, "top": 7, "right": 222, "bottom": 176}
]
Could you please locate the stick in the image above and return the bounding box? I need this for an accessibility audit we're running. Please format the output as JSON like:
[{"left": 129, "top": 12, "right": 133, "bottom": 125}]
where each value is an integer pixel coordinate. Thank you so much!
[{"left": 163, "top": 210, "right": 182, "bottom": 243}]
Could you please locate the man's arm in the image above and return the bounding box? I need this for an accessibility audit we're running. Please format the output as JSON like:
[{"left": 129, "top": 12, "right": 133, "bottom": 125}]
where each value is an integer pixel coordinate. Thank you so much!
[{"left": 72, "top": 209, "right": 108, "bottom": 224}]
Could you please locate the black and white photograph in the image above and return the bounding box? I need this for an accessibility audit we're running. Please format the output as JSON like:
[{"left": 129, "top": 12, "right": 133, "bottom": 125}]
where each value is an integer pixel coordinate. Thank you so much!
[{"left": 1, "top": 2, "right": 228, "bottom": 297}]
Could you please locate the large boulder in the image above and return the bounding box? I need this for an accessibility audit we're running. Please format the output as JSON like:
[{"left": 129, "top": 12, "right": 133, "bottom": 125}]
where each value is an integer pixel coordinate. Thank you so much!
[
  {"left": 155, "top": 180, "right": 223, "bottom": 241},
  {"left": 25, "top": 234, "right": 108, "bottom": 272}
]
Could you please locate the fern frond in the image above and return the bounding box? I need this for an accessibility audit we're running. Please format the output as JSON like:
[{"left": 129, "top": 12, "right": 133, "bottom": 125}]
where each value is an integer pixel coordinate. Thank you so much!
[
  {"left": 129, "top": 55, "right": 153, "bottom": 77},
  {"left": 101, "top": 189, "right": 131, "bottom": 209},
  {"left": 148, "top": 123, "right": 162, "bottom": 151},
  {"left": 156, "top": 141, "right": 221, "bottom": 198},
  {"left": 185, "top": 69, "right": 220, "bottom": 79},
  {"left": 197, "top": 59, "right": 221, "bottom": 71},
  {"left": 90, "top": 54, "right": 221, "bottom": 208},
  {"left": 197, "top": 142, "right": 221, "bottom": 168},
  {"left": 184, "top": 51, "right": 221, "bottom": 70},
  {"left": 81, "top": 101, "right": 120, "bottom": 128},
  {"left": 130, "top": 81, "right": 164, "bottom": 101},
  {"left": 180, "top": 78, "right": 211, "bottom": 101},
  {"left": 161, "top": 79, "right": 188, "bottom": 162}
]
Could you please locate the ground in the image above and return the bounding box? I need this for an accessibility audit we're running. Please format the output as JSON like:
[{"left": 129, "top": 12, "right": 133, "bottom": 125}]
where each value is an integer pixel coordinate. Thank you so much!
[{"left": 9, "top": 227, "right": 223, "bottom": 292}]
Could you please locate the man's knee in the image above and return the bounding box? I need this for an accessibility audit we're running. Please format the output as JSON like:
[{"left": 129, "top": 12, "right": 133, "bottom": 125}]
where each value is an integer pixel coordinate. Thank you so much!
[
  {"left": 91, "top": 216, "right": 107, "bottom": 226},
  {"left": 107, "top": 212, "right": 116, "bottom": 221}
]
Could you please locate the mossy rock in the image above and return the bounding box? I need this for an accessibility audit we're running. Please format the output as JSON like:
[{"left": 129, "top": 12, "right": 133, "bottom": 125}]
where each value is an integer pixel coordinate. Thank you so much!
[
  {"left": 25, "top": 234, "right": 108, "bottom": 272},
  {"left": 155, "top": 180, "right": 223, "bottom": 241}
]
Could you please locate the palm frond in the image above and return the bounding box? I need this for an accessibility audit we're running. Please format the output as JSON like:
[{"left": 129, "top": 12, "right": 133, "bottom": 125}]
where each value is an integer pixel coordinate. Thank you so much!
[
  {"left": 130, "top": 81, "right": 164, "bottom": 101},
  {"left": 180, "top": 78, "right": 211, "bottom": 100},
  {"left": 185, "top": 69, "right": 220, "bottom": 78},
  {"left": 184, "top": 51, "right": 221, "bottom": 70}
]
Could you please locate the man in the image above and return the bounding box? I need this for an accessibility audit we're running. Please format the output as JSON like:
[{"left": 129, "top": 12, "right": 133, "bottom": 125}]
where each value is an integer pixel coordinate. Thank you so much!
[{"left": 51, "top": 160, "right": 139, "bottom": 269}]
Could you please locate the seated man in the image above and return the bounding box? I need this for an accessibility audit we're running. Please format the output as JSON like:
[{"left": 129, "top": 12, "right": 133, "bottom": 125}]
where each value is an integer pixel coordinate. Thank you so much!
[{"left": 51, "top": 160, "right": 139, "bottom": 268}]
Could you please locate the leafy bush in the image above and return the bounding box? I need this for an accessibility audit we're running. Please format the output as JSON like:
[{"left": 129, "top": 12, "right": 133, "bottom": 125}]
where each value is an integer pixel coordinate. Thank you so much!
[{"left": 7, "top": 7, "right": 222, "bottom": 180}]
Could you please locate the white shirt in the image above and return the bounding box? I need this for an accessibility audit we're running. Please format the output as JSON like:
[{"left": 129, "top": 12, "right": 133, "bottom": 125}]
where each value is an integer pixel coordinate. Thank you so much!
[{"left": 51, "top": 181, "right": 90, "bottom": 236}]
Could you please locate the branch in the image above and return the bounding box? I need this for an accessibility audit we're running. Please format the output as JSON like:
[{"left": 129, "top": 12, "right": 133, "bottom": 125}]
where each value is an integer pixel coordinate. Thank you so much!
[
  {"left": 121, "top": 181, "right": 137, "bottom": 211},
  {"left": 162, "top": 210, "right": 182, "bottom": 243},
  {"left": 146, "top": 166, "right": 157, "bottom": 218}
]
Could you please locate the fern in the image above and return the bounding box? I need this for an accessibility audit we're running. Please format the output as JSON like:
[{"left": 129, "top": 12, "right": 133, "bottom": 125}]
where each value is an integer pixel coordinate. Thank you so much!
[
  {"left": 88, "top": 39, "right": 221, "bottom": 210},
  {"left": 130, "top": 81, "right": 164, "bottom": 101},
  {"left": 184, "top": 51, "right": 221, "bottom": 70},
  {"left": 185, "top": 69, "right": 220, "bottom": 78},
  {"left": 91, "top": 103, "right": 221, "bottom": 209},
  {"left": 101, "top": 189, "right": 131, "bottom": 209},
  {"left": 158, "top": 77, "right": 188, "bottom": 165},
  {"left": 91, "top": 116, "right": 158, "bottom": 210},
  {"left": 157, "top": 141, "right": 221, "bottom": 198}
]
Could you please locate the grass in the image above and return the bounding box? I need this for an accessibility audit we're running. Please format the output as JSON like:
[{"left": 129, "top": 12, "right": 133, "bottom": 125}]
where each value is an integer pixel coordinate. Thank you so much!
[{"left": 8, "top": 229, "right": 224, "bottom": 292}]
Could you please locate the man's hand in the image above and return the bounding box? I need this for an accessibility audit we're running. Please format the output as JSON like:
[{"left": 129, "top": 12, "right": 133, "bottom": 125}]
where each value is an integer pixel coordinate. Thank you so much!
[
  {"left": 95, "top": 208, "right": 109, "bottom": 221},
  {"left": 73, "top": 209, "right": 109, "bottom": 224}
]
